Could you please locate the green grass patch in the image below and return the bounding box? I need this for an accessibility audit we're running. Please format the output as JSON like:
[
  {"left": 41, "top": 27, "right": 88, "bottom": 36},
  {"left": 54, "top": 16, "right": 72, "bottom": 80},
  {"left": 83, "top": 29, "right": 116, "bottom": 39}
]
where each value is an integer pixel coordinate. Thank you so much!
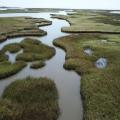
[
  {"left": 2, "top": 43, "right": 21, "bottom": 53},
  {"left": 52, "top": 10, "right": 120, "bottom": 33},
  {"left": 91, "top": 12, "right": 120, "bottom": 26},
  {"left": 0, "top": 77, "right": 59, "bottom": 120},
  {"left": 0, "top": 17, "right": 52, "bottom": 42},
  {"left": 0, "top": 52, "right": 8, "bottom": 62},
  {"left": 0, "top": 61, "right": 26, "bottom": 79},
  {"left": 0, "top": 35, "right": 7, "bottom": 43},
  {"left": 30, "top": 61, "right": 45, "bottom": 69},
  {"left": 0, "top": 38, "right": 55, "bottom": 79},
  {"left": 53, "top": 33, "right": 120, "bottom": 120},
  {"left": 16, "top": 38, "right": 55, "bottom": 62}
]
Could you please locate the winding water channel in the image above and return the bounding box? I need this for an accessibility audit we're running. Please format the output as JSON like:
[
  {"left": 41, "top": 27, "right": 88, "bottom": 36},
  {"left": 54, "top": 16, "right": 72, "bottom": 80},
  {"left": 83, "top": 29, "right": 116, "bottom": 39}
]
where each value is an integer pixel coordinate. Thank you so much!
[{"left": 0, "top": 11, "right": 83, "bottom": 120}]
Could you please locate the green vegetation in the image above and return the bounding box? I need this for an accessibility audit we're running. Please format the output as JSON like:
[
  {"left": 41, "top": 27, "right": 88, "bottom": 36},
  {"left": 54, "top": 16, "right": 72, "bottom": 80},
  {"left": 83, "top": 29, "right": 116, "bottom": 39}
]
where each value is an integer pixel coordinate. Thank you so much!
[
  {"left": 51, "top": 10, "right": 120, "bottom": 33},
  {"left": 0, "top": 77, "right": 59, "bottom": 120},
  {"left": 0, "top": 38, "right": 55, "bottom": 79},
  {"left": 0, "top": 35, "right": 7, "bottom": 43},
  {"left": 0, "top": 61, "right": 26, "bottom": 79},
  {"left": 16, "top": 38, "right": 55, "bottom": 61},
  {"left": 30, "top": 61, "right": 45, "bottom": 69},
  {"left": 53, "top": 34, "right": 120, "bottom": 120},
  {"left": 0, "top": 52, "right": 8, "bottom": 62},
  {"left": 0, "top": 17, "right": 52, "bottom": 42},
  {"left": 91, "top": 11, "right": 120, "bottom": 26},
  {"left": 2, "top": 43, "right": 21, "bottom": 53}
]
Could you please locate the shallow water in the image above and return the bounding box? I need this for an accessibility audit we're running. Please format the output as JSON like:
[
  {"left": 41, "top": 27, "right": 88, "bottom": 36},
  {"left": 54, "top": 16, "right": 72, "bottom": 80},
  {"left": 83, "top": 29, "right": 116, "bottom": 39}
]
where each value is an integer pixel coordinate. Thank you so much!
[
  {"left": 110, "top": 11, "right": 120, "bottom": 14},
  {"left": 84, "top": 48, "right": 93, "bottom": 56},
  {"left": 0, "top": 8, "right": 8, "bottom": 10},
  {"left": 5, "top": 49, "right": 23, "bottom": 63},
  {"left": 95, "top": 58, "right": 108, "bottom": 69},
  {"left": 0, "top": 12, "right": 83, "bottom": 120}
]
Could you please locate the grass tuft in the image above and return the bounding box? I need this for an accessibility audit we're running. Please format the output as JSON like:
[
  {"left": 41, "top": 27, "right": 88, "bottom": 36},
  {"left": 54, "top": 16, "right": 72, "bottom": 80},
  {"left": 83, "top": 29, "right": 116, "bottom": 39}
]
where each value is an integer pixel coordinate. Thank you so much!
[
  {"left": 2, "top": 43, "right": 21, "bottom": 53},
  {"left": 0, "top": 17, "right": 52, "bottom": 42},
  {"left": 30, "top": 61, "right": 45, "bottom": 69},
  {"left": 0, "top": 61, "right": 26, "bottom": 79},
  {"left": 16, "top": 38, "right": 55, "bottom": 62},
  {"left": 0, "top": 77, "right": 59, "bottom": 120}
]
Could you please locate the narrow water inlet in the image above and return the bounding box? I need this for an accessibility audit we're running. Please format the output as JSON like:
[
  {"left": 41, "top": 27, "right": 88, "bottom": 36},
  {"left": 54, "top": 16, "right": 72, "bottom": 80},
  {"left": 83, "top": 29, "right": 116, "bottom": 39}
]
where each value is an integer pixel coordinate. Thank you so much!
[
  {"left": 0, "top": 12, "right": 83, "bottom": 120},
  {"left": 5, "top": 49, "right": 23, "bottom": 63}
]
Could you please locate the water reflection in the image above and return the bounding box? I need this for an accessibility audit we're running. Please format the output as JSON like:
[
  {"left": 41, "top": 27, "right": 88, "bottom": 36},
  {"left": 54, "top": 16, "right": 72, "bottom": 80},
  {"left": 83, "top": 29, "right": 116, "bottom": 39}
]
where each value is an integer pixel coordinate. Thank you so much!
[{"left": 95, "top": 58, "right": 108, "bottom": 69}]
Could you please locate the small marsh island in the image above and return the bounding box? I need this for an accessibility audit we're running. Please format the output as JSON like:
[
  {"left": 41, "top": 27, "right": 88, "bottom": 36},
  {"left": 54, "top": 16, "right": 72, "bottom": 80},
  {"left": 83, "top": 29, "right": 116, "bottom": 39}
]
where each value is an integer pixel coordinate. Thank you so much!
[{"left": 0, "top": 6, "right": 120, "bottom": 120}]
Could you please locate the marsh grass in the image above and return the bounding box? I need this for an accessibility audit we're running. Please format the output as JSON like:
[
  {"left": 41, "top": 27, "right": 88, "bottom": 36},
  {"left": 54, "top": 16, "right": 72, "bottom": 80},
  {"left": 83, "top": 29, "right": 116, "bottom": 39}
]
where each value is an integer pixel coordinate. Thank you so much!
[
  {"left": 0, "top": 61, "right": 26, "bottom": 79},
  {"left": 2, "top": 43, "right": 21, "bottom": 53},
  {"left": 52, "top": 10, "right": 120, "bottom": 33},
  {"left": 0, "top": 52, "right": 8, "bottom": 62},
  {"left": 0, "top": 38, "right": 55, "bottom": 79},
  {"left": 53, "top": 33, "right": 120, "bottom": 120},
  {"left": 30, "top": 61, "right": 45, "bottom": 69},
  {"left": 0, "top": 77, "right": 59, "bottom": 120},
  {"left": 0, "top": 17, "right": 52, "bottom": 42},
  {"left": 0, "top": 35, "right": 7, "bottom": 43},
  {"left": 1, "top": 38, "right": 55, "bottom": 62},
  {"left": 16, "top": 38, "right": 55, "bottom": 62},
  {"left": 91, "top": 12, "right": 120, "bottom": 26}
]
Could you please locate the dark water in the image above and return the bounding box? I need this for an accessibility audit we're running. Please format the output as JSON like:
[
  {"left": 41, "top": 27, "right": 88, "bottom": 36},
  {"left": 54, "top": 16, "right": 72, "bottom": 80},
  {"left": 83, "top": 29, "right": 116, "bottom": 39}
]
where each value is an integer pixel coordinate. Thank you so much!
[{"left": 0, "top": 11, "right": 83, "bottom": 120}]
